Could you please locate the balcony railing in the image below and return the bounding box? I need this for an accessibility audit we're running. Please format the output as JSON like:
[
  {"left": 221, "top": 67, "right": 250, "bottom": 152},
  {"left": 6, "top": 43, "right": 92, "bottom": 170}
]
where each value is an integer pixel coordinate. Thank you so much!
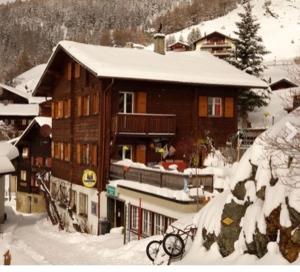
[
  {"left": 112, "top": 113, "right": 176, "bottom": 136},
  {"left": 201, "top": 41, "right": 232, "bottom": 48},
  {"left": 110, "top": 163, "right": 214, "bottom": 193}
]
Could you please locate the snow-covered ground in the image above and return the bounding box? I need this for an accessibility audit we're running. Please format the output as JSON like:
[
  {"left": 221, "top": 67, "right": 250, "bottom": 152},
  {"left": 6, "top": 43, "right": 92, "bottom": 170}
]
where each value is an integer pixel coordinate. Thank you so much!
[
  {"left": 172, "top": 0, "right": 300, "bottom": 62},
  {"left": 0, "top": 200, "right": 155, "bottom": 265}
]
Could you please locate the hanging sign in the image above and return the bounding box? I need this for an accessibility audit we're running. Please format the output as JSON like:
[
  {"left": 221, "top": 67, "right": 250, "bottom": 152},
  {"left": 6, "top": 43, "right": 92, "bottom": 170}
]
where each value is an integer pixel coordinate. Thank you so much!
[{"left": 82, "top": 169, "right": 97, "bottom": 188}]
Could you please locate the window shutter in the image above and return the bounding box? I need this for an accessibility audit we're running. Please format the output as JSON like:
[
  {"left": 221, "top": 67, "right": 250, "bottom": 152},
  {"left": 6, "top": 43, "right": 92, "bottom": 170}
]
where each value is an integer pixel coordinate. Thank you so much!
[
  {"left": 91, "top": 144, "right": 97, "bottom": 166},
  {"left": 198, "top": 96, "right": 208, "bottom": 117},
  {"left": 51, "top": 102, "right": 55, "bottom": 118},
  {"left": 77, "top": 96, "right": 82, "bottom": 117},
  {"left": 225, "top": 97, "right": 234, "bottom": 118},
  {"left": 136, "top": 92, "right": 147, "bottom": 113},
  {"left": 74, "top": 63, "right": 81, "bottom": 79},
  {"left": 76, "top": 144, "right": 81, "bottom": 164},
  {"left": 67, "top": 62, "right": 72, "bottom": 80}
]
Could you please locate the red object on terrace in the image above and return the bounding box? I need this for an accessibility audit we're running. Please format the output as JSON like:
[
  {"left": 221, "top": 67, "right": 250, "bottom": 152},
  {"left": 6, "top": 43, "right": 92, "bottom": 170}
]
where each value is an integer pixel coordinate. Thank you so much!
[{"left": 160, "top": 160, "right": 187, "bottom": 172}]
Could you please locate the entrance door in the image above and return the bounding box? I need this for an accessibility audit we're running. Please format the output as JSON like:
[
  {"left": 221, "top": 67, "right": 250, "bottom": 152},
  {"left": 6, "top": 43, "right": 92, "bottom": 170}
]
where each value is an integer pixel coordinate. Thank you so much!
[{"left": 116, "top": 200, "right": 125, "bottom": 227}]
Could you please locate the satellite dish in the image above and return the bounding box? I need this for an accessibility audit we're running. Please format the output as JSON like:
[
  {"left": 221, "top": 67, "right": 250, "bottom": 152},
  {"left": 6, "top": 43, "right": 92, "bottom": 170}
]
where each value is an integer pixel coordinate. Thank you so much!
[{"left": 40, "top": 124, "right": 51, "bottom": 137}]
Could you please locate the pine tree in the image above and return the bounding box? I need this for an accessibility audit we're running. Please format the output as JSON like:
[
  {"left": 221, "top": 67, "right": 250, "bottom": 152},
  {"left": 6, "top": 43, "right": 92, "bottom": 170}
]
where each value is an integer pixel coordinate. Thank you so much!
[
  {"left": 231, "top": 1, "right": 268, "bottom": 76},
  {"left": 230, "top": 1, "right": 270, "bottom": 121}
]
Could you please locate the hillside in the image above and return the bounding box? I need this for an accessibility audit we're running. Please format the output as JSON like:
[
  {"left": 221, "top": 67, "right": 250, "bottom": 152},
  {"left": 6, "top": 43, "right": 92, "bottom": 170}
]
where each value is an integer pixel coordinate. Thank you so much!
[
  {"left": 0, "top": 0, "right": 240, "bottom": 82},
  {"left": 171, "top": 0, "right": 300, "bottom": 62}
]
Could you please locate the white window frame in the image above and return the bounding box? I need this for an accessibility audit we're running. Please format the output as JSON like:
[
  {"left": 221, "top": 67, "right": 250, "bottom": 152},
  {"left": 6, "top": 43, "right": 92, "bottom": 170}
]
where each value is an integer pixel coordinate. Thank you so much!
[
  {"left": 119, "top": 92, "right": 134, "bottom": 114},
  {"left": 79, "top": 192, "right": 88, "bottom": 217},
  {"left": 131, "top": 206, "right": 138, "bottom": 231},
  {"left": 154, "top": 214, "right": 164, "bottom": 235},
  {"left": 118, "top": 145, "right": 133, "bottom": 160},
  {"left": 142, "top": 210, "right": 151, "bottom": 236},
  {"left": 208, "top": 97, "right": 222, "bottom": 117}
]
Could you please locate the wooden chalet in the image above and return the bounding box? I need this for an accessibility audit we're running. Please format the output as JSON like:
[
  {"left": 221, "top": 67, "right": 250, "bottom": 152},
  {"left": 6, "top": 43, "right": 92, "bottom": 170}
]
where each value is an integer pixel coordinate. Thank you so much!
[
  {"left": 167, "top": 41, "right": 190, "bottom": 52},
  {"left": 194, "top": 31, "right": 236, "bottom": 59},
  {"left": 32, "top": 39, "right": 267, "bottom": 235},
  {"left": 14, "top": 117, "right": 52, "bottom": 213}
]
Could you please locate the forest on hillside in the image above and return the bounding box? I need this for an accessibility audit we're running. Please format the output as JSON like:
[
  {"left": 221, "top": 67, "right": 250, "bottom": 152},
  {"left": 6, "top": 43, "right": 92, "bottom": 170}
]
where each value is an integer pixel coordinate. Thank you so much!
[{"left": 0, "top": 0, "right": 239, "bottom": 82}]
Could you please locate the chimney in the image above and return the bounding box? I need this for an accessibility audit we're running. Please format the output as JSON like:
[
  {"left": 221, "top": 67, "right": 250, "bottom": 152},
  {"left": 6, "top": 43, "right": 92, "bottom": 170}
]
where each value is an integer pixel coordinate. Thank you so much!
[{"left": 154, "top": 33, "right": 166, "bottom": 55}]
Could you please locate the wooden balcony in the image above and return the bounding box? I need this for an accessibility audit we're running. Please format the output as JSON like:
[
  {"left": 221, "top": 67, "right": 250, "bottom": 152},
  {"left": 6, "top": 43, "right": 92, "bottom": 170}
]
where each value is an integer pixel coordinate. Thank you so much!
[{"left": 112, "top": 113, "right": 176, "bottom": 136}]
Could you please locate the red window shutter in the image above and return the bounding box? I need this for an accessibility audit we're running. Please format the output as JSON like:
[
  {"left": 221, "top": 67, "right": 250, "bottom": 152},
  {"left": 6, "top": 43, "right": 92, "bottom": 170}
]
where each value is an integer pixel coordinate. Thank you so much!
[
  {"left": 198, "top": 96, "right": 208, "bottom": 117},
  {"left": 225, "top": 97, "right": 234, "bottom": 118}
]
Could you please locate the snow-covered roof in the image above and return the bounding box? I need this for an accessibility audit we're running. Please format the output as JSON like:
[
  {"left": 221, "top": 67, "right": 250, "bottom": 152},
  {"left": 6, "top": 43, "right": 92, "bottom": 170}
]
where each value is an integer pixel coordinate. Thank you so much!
[
  {"left": 167, "top": 41, "right": 190, "bottom": 48},
  {"left": 0, "top": 83, "right": 30, "bottom": 100},
  {"left": 33, "top": 40, "right": 267, "bottom": 96},
  {"left": 15, "top": 117, "right": 52, "bottom": 146},
  {"left": 0, "top": 104, "right": 39, "bottom": 116},
  {"left": 269, "top": 78, "right": 298, "bottom": 89},
  {"left": 14, "top": 64, "right": 47, "bottom": 94}
]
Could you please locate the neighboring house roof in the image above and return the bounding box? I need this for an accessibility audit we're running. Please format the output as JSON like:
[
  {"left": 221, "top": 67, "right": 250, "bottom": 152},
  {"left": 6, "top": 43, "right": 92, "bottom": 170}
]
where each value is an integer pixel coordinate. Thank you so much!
[
  {"left": 0, "top": 104, "right": 39, "bottom": 116},
  {"left": 193, "top": 31, "right": 236, "bottom": 45},
  {"left": 0, "top": 83, "right": 30, "bottom": 101},
  {"left": 14, "top": 64, "right": 47, "bottom": 94},
  {"left": 0, "top": 83, "right": 46, "bottom": 104},
  {"left": 269, "top": 78, "right": 298, "bottom": 90},
  {"left": 15, "top": 117, "right": 52, "bottom": 146},
  {"left": 33, "top": 40, "right": 267, "bottom": 96}
]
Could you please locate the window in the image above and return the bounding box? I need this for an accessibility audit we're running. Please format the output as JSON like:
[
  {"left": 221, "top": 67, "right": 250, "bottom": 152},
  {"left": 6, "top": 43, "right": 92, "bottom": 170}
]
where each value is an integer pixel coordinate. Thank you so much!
[
  {"left": 142, "top": 210, "right": 151, "bottom": 236},
  {"left": 83, "top": 95, "right": 90, "bottom": 116},
  {"left": 76, "top": 96, "right": 82, "bottom": 117},
  {"left": 70, "top": 190, "right": 77, "bottom": 212},
  {"left": 22, "top": 119, "right": 27, "bottom": 126},
  {"left": 60, "top": 142, "right": 64, "bottom": 160},
  {"left": 10, "top": 120, "right": 15, "bottom": 125},
  {"left": 117, "top": 145, "right": 133, "bottom": 160},
  {"left": 35, "top": 157, "right": 44, "bottom": 167},
  {"left": 131, "top": 206, "right": 139, "bottom": 231},
  {"left": 63, "top": 99, "right": 71, "bottom": 118},
  {"left": 208, "top": 97, "right": 222, "bottom": 117},
  {"left": 45, "top": 158, "right": 52, "bottom": 168},
  {"left": 91, "top": 92, "right": 100, "bottom": 114},
  {"left": 119, "top": 92, "right": 134, "bottom": 113},
  {"left": 22, "top": 147, "right": 29, "bottom": 158},
  {"left": 79, "top": 193, "right": 88, "bottom": 217},
  {"left": 91, "top": 201, "right": 97, "bottom": 216},
  {"left": 20, "top": 170, "right": 27, "bottom": 181},
  {"left": 154, "top": 214, "right": 165, "bottom": 235},
  {"left": 76, "top": 143, "right": 82, "bottom": 164}
]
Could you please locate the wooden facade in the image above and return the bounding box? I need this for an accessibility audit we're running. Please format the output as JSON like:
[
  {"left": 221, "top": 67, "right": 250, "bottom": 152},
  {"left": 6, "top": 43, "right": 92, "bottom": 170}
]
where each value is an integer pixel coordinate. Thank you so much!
[{"left": 36, "top": 50, "right": 242, "bottom": 186}]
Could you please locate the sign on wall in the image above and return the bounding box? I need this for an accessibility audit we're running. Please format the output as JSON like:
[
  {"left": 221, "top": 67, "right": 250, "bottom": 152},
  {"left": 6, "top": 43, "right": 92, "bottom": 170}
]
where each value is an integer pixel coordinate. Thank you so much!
[
  {"left": 82, "top": 169, "right": 97, "bottom": 188},
  {"left": 107, "top": 185, "right": 117, "bottom": 197}
]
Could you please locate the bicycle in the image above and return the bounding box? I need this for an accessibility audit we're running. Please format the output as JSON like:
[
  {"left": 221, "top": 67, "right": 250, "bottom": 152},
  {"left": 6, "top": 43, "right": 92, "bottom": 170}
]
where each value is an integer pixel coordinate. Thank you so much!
[{"left": 146, "top": 223, "right": 197, "bottom": 262}]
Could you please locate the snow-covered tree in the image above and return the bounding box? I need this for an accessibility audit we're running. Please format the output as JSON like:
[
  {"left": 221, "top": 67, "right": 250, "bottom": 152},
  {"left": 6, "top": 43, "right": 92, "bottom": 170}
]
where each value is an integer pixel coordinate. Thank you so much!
[
  {"left": 187, "top": 27, "right": 201, "bottom": 46},
  {"left": 166, "top": 34, "right": 176, "bottom": 47}
]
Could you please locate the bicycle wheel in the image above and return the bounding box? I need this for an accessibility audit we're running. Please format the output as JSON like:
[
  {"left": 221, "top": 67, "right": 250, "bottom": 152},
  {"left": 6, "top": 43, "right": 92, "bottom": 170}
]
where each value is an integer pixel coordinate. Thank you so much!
[
  {"left": 162, "top": 233, "right": 185, "bottom": 257},
  {"left": 146, "top": 240, "right": 162, "bottom": 262}
]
